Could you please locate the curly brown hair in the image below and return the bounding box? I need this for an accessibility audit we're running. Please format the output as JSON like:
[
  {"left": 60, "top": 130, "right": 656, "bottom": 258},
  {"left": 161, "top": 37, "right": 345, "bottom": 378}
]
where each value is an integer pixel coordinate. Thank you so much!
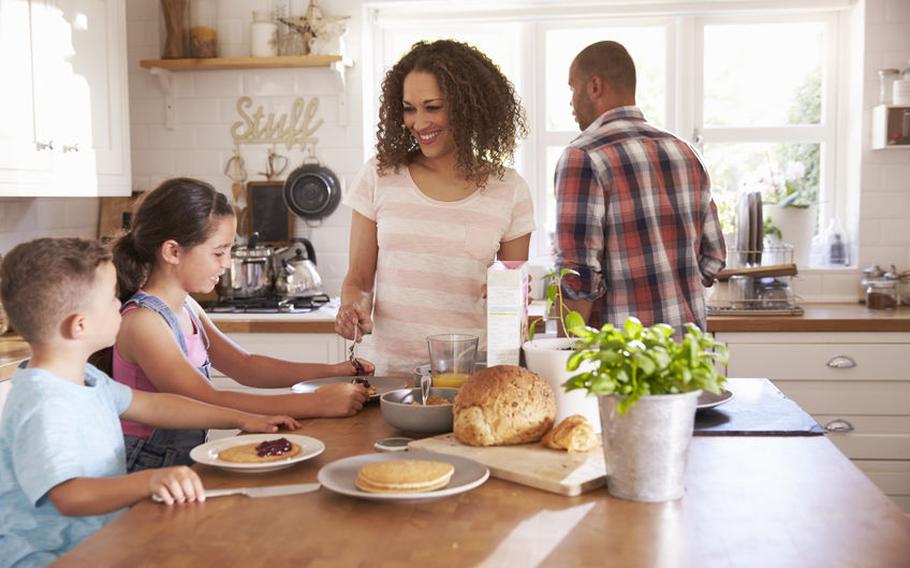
[{"left": 375, "top": 40, "right": 527, "bottom": 187}]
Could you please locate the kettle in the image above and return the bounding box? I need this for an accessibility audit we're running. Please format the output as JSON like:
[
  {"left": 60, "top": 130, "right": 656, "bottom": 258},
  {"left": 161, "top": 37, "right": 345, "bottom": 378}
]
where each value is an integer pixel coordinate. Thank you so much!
[
  {"left": 273, "top": 238, "right": 323, "bottom": 298},
  {"left": 217, "top": 232, "right": 274, "bottom": 300}
]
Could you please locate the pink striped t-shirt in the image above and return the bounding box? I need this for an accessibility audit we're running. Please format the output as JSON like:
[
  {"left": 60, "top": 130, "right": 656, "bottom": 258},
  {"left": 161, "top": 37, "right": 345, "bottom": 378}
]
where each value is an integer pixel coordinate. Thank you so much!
[
  {"left": 113, "top": 303, "right": 210, "bottom": 439},
  {"left": 344, "top": 158, "right": 535, "bottom": 376}
]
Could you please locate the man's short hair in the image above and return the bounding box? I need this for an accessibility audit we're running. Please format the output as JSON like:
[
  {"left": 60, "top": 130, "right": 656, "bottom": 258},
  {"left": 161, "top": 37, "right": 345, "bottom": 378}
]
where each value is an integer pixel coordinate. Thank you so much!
[
  {"left": 0, "top": 238, "right": 112, "bottom": 342},
  {"left": 574, "top": 41, "right": 637, "bottom": 96}
]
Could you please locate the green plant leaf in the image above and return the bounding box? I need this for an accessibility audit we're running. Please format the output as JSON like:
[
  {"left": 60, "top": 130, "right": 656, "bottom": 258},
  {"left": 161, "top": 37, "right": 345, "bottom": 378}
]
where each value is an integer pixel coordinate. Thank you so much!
[
  {"left": 564, "top": 310, "right": 585, "bottom": 333},
  {"left": 563, "top": 316, "right": 728, "bottom": 413}
]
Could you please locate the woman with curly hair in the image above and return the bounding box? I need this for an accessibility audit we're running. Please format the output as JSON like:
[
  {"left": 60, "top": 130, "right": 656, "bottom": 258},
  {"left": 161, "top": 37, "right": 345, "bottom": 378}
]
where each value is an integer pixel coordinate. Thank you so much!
[{"left": 335, "top": 39, "right": 535, "bottom": 376}]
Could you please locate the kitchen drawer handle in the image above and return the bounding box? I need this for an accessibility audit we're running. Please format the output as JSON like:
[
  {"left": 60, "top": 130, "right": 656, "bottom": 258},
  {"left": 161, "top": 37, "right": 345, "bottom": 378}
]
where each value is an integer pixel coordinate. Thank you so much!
[
  {"left": 825, "top": 419, "right": 854, "bottom": 433},
  {"left": 826, "top": 355, "right": 856, "bottom": 369},
  {"left": 35, "top": 140, "right": 54, "bottom": 151},
  {"left": 63, "top": 143, "right": 79, "bottom": 153}
]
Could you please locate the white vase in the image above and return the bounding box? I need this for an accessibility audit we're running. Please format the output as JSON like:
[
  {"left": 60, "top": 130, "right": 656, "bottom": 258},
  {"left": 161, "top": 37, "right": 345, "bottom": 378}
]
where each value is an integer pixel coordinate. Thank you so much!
[
  {"left": 521, "top": 338, "right": 601, "bottom": 433},
  {"left": 762, "top": 203, "right": 816, "bottom": 267}
]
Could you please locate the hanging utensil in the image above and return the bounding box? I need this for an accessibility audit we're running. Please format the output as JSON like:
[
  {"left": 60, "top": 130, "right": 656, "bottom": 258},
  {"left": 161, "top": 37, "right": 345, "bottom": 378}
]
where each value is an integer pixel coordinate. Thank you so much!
[
  {"left": 259, "top": 147, "right": 289, "bottom": 181},
  {"left": 224, "top": 147, "right": 248, "bottom": 236}
]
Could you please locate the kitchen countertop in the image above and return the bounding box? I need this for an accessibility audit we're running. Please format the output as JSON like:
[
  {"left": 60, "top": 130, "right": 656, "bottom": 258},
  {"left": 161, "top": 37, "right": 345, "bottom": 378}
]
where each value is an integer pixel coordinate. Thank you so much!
[
  {"left": 58, "top": 402, "right": 910, "bottom": 566},
  {"left": 705, "top": 303, "right": 910, "bottom": 332},
  {"left": 2, "top": 303, "right": 908, "bottom": 382}
]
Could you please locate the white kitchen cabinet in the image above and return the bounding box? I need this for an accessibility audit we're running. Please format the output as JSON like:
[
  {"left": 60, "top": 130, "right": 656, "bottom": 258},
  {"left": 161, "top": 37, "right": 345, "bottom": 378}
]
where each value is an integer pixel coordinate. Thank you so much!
[
  {"left": 0, "top": 0, "right": 131, "bottom": 197},
  {"left": 716, "top": 331, "right": 910, "bottom": 513}
]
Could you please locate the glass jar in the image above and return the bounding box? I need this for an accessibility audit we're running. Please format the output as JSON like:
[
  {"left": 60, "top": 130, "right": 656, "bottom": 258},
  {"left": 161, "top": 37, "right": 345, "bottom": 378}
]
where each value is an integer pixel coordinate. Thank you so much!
[
  {"left": 859, "top": 264, "right": 883, "bottom": 303},
  {"left": 899, "top": 271, "right": 910, "bottom": 307},
  {"left": 866, "top": 280, "right": 898, "bottom": 310},
  {"left": 879, "top": 69, "right": 900, "bottom": 105},
  {"left": 250, "top": 11, "right": 277, "bottom": 57},
  {"left": 189, "top": 0, "right": 218, "bottom": 58},
  {"left": 161, "top": 0, "right": 189, "bottom": 59}
]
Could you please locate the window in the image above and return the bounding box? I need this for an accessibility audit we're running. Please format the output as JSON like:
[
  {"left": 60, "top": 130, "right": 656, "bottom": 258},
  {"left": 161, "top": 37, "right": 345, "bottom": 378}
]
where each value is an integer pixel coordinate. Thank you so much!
[{"left": 367, "top": 3, "right": 849, "bottom": 265}]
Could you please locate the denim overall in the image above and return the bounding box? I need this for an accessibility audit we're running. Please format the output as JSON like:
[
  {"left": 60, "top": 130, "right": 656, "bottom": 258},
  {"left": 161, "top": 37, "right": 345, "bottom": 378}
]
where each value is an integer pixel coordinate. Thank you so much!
[{"left": 122, "top": 292, "right": 212, "bottom": 473}]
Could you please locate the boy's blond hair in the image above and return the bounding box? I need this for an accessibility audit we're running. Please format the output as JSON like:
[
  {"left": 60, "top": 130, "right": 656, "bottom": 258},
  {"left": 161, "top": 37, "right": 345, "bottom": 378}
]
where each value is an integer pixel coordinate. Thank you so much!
[{"left": 0, "top": 238, "right": 112, "bottom": 342}]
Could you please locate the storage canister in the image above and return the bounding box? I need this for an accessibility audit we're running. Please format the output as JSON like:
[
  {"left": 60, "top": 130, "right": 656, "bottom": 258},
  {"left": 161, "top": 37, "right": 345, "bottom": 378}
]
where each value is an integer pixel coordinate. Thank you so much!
[
  {"left": 189, "top": 0, "right": 218, "bottom": 58},
  {"left": 866, "top": 280, "right": 898, "bottom": 310},
  {"left": 250, "top": 11, "right": 277, "bottom": 57}
]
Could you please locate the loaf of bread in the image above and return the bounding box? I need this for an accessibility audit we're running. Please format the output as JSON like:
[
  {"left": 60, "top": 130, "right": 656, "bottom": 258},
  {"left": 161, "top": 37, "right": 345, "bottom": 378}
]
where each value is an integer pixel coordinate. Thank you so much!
[
  {"left": 541, "top": 415, "right": 598, "bottom": 453},
  {"left": 453, "top": 365, "right": 556, "bottom": 446}
]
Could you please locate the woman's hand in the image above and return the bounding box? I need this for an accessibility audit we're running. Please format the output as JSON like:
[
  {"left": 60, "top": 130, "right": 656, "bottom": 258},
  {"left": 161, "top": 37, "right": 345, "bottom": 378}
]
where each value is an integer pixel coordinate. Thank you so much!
[
  {"left": 149, "top": 466, "right": 205, "bottom": 505},
  {"left": 312, "top": 382, "right": 369, "bottom": 417},
  {"left": 335, "top": 298, "right": 373, "bottom": 340},
  {"left": 334, "top": 357, "right": 375, "bottom": 377},
  {"left": 237, "top": 413, "right": 301, "bottom": 433}
]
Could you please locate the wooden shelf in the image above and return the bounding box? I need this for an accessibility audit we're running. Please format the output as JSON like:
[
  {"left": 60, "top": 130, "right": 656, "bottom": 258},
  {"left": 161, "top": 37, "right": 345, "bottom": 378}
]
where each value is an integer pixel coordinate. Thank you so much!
[
  {"left": 140, "top": 54, "right": 353, "bottom": 129},
  {"left": 139, "top": 55, "right": 343, "bottom": 71}
]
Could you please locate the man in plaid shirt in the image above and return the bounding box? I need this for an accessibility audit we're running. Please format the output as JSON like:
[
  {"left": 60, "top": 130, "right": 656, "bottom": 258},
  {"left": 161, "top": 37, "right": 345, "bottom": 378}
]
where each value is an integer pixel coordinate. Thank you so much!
[{"left": 555, "top": 41, "right": 726, "bottom": 333}]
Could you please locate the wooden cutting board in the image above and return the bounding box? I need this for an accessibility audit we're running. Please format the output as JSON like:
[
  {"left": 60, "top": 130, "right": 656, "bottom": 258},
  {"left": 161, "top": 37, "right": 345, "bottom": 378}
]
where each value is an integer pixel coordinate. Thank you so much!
[{"left": 409, "top": 433, "right": 606, "bottom": 496}]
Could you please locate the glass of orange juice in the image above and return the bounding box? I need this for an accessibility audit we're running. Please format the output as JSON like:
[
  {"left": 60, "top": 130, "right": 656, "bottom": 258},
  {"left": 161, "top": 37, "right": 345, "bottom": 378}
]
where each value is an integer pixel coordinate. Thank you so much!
[{"left": 427, "top": 334, "right": 478, "bottom": 388}]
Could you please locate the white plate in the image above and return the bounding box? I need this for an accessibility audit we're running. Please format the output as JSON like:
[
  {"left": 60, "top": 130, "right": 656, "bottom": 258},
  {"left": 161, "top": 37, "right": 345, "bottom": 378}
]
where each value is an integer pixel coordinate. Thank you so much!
[
  {"left": 190, "top": 433, "right": 325, "bottom": 473},
  {"left": 291, "top": 376, "right": 410, "bottom": 400},
  {"left": 318, "top": 451, "right": 489, "bottom": 501},
  {"left": 697, "top": 389, "right": 734, "bottom": 410}
]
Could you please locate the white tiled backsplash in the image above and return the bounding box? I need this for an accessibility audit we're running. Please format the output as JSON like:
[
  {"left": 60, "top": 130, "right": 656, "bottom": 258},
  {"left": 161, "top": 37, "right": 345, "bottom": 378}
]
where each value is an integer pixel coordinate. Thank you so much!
[{"left": 1, "top": 0, "right": 908, "bottom": 303}]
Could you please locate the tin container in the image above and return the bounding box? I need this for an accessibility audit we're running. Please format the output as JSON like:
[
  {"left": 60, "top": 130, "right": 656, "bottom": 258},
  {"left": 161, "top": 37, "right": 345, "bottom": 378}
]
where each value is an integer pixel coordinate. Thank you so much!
[{"left": 598, "top": 389, "right": 701, "bottom": 502}]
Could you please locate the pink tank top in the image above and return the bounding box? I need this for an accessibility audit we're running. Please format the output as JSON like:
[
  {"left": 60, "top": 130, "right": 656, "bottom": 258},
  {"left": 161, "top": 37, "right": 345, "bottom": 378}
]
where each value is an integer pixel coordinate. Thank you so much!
[{"left": 113, "top": 303, "right": 210, "bottom": 439}]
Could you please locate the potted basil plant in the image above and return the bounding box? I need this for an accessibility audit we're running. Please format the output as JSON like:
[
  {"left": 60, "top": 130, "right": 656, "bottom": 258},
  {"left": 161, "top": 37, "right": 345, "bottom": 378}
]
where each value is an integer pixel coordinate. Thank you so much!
[
  {"left": 564, "top": 317, "right": 728, "bottom": 502},
  {"left": 522, "top": 269, "right": 601, "bottom": 430}
]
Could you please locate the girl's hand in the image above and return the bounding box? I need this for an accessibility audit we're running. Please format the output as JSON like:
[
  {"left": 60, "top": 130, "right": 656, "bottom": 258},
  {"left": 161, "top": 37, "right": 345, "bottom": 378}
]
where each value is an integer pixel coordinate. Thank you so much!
[
  {"left": 149, "top": 466, "right": 205, "bottom": 505},
  {"left": 335, "top": 300, "right": 374, "bottom": 340},
  {"left": 237, "top": 413, "right": 301, "bottom": 433},
  {"left": 312, "top": 382, "right": 369, "bottom": 417},
  {"left": 335, "top": 357, "right": 375, "bottom": 377}
]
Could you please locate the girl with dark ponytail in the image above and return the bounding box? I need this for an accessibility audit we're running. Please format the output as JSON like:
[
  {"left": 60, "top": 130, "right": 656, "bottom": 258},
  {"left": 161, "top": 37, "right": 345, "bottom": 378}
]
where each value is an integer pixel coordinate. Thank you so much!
[{"left": 111, "top": 178, "right": 373, "bottom": 472}]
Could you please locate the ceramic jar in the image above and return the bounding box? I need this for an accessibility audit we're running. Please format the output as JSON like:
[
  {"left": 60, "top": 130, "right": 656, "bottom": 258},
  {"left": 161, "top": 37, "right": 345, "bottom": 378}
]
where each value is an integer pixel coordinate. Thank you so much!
[{"left": 250, "top": 11, "right": 277, "bottom": 57}]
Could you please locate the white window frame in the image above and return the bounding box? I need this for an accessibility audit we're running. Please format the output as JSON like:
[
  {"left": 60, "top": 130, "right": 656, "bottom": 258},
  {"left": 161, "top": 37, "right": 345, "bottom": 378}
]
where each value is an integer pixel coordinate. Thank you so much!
[
  {"left": 690, "top": 12, "right": 843, "bottom": 232},
  {"left": 364, "top": 1, "right": 854, "bottom": 265}
]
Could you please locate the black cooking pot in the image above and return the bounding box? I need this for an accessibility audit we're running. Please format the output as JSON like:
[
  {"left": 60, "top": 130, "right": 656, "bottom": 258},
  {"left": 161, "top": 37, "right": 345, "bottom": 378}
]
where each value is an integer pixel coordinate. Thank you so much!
[{"left": 283, "top": 160, "right": 341, "bottom": 222}]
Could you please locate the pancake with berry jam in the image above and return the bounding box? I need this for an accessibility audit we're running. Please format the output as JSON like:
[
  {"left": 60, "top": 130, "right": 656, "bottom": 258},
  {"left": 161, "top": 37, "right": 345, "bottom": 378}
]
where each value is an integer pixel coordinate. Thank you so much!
[{"left": 219, "top": 437, "right": 302, "bottom": 463}]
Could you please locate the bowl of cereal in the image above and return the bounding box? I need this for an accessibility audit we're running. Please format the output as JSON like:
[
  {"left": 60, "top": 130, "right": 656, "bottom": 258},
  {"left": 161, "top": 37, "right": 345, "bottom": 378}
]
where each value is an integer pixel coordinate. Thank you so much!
[{"left": 380, "top": 387, "right": 457, "bottom": 434}]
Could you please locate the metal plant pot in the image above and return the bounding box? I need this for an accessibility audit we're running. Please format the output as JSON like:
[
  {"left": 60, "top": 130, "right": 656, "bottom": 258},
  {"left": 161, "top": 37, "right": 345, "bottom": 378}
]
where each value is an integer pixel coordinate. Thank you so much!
[{"left": 598, "top": 389, "right": 701, "bottom": 502}]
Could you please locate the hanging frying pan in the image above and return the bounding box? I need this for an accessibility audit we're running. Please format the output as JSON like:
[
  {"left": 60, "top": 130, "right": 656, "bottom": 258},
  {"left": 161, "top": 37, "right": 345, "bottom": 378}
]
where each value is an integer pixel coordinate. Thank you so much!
[{"left": 283, "top": 158, "right": 341, "bottom": 222}]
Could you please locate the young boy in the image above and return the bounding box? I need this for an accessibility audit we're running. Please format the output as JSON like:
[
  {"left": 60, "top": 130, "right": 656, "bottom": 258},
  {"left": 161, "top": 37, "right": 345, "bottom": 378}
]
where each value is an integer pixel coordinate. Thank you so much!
[{"left": 0, "top": 238, "right": 299, "bottom": 566}]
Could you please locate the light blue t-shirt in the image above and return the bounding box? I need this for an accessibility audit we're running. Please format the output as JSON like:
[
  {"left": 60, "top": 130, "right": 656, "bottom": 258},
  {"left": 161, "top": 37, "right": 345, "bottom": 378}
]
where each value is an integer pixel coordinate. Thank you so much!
[{"left": 0, "top": 364, "right": 133, "bottom": 567}]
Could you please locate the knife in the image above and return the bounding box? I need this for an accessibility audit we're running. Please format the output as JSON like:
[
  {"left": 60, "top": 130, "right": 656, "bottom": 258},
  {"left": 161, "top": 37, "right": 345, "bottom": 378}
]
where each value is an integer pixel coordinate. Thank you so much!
[{"left": 152, "top": 482, "right": 321, "bottom": 503}]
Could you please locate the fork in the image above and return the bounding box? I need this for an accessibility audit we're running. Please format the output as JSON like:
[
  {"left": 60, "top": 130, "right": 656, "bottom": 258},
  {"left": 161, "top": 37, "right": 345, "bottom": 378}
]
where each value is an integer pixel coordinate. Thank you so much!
[{"left": 348, "top": 322, "right": 365, "bottom": 377}]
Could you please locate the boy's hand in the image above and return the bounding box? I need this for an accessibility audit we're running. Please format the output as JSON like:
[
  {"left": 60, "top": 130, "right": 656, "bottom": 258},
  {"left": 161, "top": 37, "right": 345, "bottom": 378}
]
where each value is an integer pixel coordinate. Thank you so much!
[
  {"left": 311, "top": 382, "right": 368, "bottom": 417},
  {"left": 237, "top": 413, "right": 300, "bottom": 433},
  {"left": 149, "top": 466, "right": 205, "bottom": 505}
]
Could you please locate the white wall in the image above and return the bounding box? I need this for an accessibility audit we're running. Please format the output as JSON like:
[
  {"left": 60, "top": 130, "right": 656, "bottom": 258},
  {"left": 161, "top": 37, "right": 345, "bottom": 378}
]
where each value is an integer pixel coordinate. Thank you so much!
[
  {"left": 124, "top": 0, "right": 369, "bottom": 297},
  {"left": 0, "top": 198, "right": 99, "bottom": 255},
  {"left": 858, "top": 0, "right": 910, "bottom": 269}
]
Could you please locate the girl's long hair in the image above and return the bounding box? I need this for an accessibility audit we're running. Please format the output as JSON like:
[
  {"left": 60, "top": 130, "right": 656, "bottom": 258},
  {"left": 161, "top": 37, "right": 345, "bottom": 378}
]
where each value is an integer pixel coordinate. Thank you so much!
[{"left": 112, "top": 177, "right": 234, "bottom": 301}]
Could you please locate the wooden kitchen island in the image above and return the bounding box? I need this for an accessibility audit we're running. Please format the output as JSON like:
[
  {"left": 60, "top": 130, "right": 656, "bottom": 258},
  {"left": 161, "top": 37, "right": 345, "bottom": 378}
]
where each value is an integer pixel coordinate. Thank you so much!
[{"left": 59, "top": 404, "right": 910, "bottom": 567}]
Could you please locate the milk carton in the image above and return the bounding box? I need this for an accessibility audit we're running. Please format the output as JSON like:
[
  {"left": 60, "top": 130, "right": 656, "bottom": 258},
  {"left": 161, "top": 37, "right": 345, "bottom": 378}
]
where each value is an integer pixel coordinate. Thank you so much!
[{"left": 486, "top": 261, "right": 529, "bottom": 366}]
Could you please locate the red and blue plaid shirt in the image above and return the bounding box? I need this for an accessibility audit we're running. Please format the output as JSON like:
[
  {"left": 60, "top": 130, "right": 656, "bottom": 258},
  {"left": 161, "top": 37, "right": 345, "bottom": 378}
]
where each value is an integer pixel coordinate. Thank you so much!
[{"left": 555, "top": 106, "right": 726, "bottom": 332}]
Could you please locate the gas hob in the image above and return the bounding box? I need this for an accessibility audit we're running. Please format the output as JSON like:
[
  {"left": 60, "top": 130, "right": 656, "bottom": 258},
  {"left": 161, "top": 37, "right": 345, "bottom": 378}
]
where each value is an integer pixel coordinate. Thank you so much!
[{"left": 201, "top": 294, "right": 330, "bottom": 314}]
